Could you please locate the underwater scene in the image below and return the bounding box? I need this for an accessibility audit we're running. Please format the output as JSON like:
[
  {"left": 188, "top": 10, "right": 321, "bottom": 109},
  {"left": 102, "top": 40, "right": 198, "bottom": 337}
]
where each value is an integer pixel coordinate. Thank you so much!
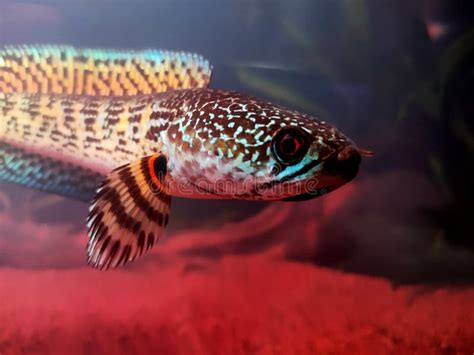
[{"left": 0, "top": 0, "right": 474, "bottom": 354}]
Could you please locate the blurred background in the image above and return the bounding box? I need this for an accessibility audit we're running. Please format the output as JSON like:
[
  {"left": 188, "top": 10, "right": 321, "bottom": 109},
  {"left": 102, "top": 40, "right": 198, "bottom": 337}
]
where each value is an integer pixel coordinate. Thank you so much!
[{"left": 0, "top": 0, "right": 474, "bottom": 354}]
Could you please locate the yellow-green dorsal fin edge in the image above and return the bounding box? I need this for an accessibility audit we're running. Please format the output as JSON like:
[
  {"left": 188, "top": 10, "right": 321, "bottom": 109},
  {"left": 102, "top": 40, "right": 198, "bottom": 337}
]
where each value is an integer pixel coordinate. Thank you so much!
[{"left": 0, "top": 44, "right": 212, "bottom": 96}]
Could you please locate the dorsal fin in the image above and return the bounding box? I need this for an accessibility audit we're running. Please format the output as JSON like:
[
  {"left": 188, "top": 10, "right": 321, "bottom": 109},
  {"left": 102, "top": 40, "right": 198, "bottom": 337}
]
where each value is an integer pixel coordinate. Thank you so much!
[{"left": 0, "top": 44, "right": 212, "bottom": 96}]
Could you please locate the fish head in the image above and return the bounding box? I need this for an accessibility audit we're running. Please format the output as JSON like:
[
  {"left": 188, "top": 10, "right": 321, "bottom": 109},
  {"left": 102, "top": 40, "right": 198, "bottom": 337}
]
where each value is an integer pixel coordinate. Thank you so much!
[
  {"left": 263, "top": 121, "right": 362, "bottom": 201},
  {"left": 164, "top": 90, "right": 366, "bottom": 200}
]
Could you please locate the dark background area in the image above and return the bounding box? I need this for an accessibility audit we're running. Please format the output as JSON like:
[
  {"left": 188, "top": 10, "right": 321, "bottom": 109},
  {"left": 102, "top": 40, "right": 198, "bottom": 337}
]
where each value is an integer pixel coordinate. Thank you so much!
[{"left": 1, "top": 0, "right": 473, "bottom": 283}]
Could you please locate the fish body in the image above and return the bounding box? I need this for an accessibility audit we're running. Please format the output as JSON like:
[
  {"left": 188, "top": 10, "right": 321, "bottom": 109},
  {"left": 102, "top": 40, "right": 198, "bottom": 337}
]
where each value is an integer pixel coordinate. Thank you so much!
[
  {"left": 0, "top": 89, "right": 356, "bottom": 200},
  {"left": 0, "top": 45, "right": 365, "bottom": 268}
]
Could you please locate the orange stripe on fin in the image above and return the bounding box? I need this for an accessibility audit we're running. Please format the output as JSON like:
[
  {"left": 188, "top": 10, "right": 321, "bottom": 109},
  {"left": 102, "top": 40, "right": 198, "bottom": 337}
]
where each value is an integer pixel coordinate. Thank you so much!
[{"left": 148, "top": 155, "right": 163, "bottom": 190}]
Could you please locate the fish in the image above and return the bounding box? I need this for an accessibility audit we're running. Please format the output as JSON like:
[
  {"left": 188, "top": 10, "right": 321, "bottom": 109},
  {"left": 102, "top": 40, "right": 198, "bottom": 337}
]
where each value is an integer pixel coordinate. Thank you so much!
[{"left": 0, "top": 45, "right": 369, "bottom": 269}]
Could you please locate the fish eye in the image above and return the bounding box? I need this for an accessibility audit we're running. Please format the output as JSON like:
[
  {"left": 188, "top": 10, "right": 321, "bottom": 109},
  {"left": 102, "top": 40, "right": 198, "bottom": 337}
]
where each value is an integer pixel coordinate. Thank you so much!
[{"left": 271, "top": 127, "right": 310, "bottom": 165}]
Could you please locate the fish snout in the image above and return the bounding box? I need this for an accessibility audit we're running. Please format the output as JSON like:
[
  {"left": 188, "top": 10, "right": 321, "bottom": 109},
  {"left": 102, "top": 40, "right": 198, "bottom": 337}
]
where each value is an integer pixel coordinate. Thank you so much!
[{"left": 325, "top": 145, "right": 361, "bottom": 181}]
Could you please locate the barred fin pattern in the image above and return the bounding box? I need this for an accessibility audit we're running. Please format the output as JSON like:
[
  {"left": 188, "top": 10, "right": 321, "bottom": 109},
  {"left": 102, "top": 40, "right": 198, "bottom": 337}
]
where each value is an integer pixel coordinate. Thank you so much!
[
  {"left": 87, "top": 154, "right": 171, "bottom": 269},
  {"left": 0, "top": 45, "right": 212, "bottom": 96}
]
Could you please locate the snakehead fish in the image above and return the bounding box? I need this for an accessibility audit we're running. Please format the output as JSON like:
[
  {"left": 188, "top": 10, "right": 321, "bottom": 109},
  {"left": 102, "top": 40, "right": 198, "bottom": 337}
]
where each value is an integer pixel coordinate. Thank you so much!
[{"left": 0, "top": 45, "right": 367, "bottom": 269}]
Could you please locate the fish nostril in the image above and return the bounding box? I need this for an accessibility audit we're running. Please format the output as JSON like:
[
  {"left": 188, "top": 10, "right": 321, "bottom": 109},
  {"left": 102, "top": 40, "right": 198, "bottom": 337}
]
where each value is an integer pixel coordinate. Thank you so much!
[{"left": 336, "top": 146, "right": 361, "bottom": 179}]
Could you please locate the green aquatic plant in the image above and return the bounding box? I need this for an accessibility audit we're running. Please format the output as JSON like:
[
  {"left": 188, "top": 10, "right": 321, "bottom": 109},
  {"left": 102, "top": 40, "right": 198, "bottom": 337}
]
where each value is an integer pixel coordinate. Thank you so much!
[
  {"left": 452, "top": 115, "right": 474, "bottom": 156},
  {"left": 237, "top": 0, "right": 371, "bottom": 118},
  {"left": 439, "top": 27, "right": 474, "bottom": 86},
  {"left": 399, "top": 25, "right": 474, "bottom": 250},
  {"left": 342, "top": 0, "right": 369, "bottom": 42},
  {"left": 399, "top": 27, "right": 474, "bottom": 124},
  {"left": 280, "top": 19, "right": 343, "bottom": 82},
  {"left": 236, "top": 68, "right": 329, "bottom": 117},
  {"left": 427, "top": 155, "right": 451, "bottom": 198}
]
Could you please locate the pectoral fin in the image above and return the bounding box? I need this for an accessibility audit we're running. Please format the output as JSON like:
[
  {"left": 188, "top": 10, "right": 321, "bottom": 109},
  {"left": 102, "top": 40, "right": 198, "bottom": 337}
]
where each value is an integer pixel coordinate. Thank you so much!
[{"left": 87, "top": 154, "right": 171, "bottom": 269}]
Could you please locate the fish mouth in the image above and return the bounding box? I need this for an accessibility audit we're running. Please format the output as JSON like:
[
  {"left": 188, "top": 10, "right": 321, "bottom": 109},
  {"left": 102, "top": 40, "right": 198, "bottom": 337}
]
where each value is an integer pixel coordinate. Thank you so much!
[
  {"left": 282, "top": 145, "right": 362, "bottom": 202},
  {"left": 281, "top": 175, "right": 348, "bottom": 201}
]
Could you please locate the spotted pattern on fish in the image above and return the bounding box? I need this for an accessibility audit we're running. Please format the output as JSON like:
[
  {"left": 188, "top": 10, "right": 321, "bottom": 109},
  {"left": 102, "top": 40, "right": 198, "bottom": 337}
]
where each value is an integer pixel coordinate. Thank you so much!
[{"left": 0, "top": 92, "right": 158, "bottom": 172}]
